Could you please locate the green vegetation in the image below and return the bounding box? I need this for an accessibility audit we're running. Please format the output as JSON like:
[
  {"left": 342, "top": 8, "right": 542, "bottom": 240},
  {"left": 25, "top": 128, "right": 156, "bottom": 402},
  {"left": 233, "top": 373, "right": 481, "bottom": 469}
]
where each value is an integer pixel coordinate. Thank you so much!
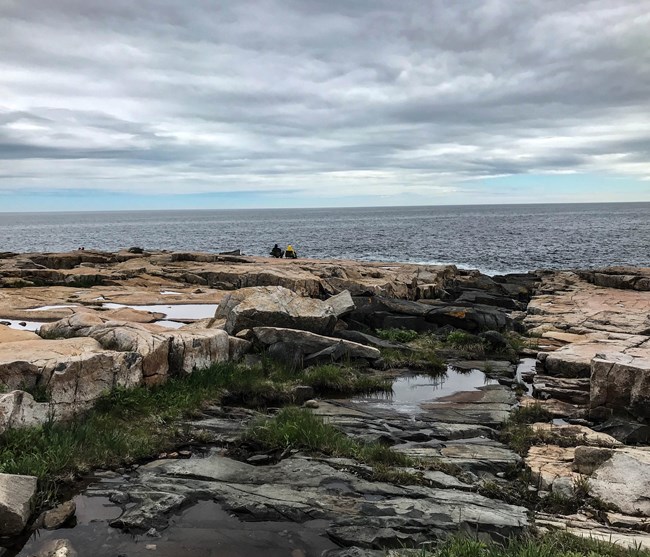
[
  {"left": 376, "top": 328, "right": 421, "bottom": 343},
  {"left": 220, "top": 359, "right": 390, "bottom": 405},
  {"left": 391, "top": 531, "right": 650, "bottom": 557},
  {"left": 242, "top": 407, "right": 463, "bottom": 486},
  {"left": 243, "top": 407, "right": 411, "bottom": 467},
  {"left": 377, "top": 328, "right": 528, "bottom": 372},
  {"left": 500, "top": 405, "right": 554, "bottom": 456},
  {"left": 301, "top": 364, "right": 392, "bottom": 394},
  {"left": 19, "top": 380, "right": 50, "bottom": 403},
  {"left": 445, "top": 330, "right": 479, "bottom": 347},
  {"left": 380, "top": 331, "right": 447, "bottom": 374}
]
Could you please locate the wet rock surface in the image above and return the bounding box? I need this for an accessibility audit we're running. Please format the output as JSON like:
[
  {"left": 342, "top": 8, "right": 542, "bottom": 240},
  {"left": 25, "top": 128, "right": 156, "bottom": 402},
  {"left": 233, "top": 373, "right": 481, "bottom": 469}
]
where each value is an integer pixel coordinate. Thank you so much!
[{"left": 105, "top": 454, "right": 528, "bottom": 542}]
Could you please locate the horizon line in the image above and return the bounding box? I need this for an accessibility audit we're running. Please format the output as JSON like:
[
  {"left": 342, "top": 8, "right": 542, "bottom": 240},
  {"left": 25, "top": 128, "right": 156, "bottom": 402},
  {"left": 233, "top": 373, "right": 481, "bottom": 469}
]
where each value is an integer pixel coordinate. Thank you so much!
[{"left": 2, "top": 199, "right": 650, "bottom": 215}]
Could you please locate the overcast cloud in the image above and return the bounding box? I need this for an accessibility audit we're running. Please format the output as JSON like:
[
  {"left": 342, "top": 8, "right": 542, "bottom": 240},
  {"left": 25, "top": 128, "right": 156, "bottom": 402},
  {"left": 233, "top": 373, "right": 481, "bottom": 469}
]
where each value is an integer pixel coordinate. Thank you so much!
[{"left": 1, "top": 0, "right": 649, "bottom": 205}]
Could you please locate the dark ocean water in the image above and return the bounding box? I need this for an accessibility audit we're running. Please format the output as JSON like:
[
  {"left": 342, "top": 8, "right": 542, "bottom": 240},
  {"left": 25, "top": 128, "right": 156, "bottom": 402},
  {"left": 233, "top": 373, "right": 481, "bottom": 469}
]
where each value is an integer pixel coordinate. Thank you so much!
[{"left": 1, "top": 203, "right": 649, "bottom": 274}]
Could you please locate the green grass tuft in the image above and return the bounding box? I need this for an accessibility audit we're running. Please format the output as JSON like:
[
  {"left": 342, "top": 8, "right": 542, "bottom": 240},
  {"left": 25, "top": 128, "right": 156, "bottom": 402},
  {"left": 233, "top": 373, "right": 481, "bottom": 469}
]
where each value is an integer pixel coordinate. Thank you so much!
[
  {"left": 244, "top": 407, "right": 411, "bottom": 467},
  {"left": 376, "top": 328, "right": 420, "bottom": 343},
  {"left": 301, "top": 364, "right": 391, "bottom": 394},
  {"left": 391, "top": 531, "right": 650, "bottom": 557}
]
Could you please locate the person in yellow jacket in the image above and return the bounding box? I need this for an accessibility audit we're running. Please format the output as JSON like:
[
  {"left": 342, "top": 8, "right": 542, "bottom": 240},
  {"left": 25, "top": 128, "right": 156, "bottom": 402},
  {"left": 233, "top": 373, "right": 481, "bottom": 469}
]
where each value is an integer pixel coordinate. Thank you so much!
[{"left": 285, "top": 245, "right": 298, "bottom": 259}]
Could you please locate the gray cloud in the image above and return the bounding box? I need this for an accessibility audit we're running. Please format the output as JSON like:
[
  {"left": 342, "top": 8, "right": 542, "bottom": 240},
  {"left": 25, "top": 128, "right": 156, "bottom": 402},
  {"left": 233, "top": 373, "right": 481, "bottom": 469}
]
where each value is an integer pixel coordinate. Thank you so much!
[{"left": 1, "top": 0, "right": 650, "bottom": 201}]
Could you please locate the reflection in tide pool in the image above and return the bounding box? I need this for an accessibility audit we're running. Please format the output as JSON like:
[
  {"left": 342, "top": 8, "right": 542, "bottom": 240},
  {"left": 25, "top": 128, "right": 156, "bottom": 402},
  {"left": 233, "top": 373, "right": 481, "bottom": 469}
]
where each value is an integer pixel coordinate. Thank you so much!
[
  {"left": 102, "top": 303, "right": 218, "bottom": 320},
  {"left": 16, "top": 498, "right": 335, "bottom": 557},
  {"left": 25, "top": 305, "right": 78, "bottom": 312},
  {"left": 352, "top": 367, "right": 497, "bottom": 414}
]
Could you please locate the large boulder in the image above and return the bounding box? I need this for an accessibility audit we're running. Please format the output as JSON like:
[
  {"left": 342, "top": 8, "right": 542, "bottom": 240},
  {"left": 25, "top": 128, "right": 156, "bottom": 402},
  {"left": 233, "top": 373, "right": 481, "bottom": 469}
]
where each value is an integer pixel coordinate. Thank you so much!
[
  {"left": 579, "top": 267, "right": 650, "bottom": 292},
  {"left": 165, "top": 329, "right": 230, "bottom": 375},
  {"left": 84, "top": 321, "right": 170, "bottom": 385},
  {"left": 215, "top": 286, "right": 337, "bottom": 335},
  {"left": 425, "top": 304, "right": 512, "bottom": 333},
  {"left": 347, "top": 296, "right": 439, "bottom": 332},
  {"left": 41, "top": 316, "right": 234, "bottom": 383},
  {"left": 326, "top": 290, "right": 355, "bottom": 317},
  {"left": 0, "top": 338, "right": 144, "bottom": 423},
  {"left": 252, "top": 327, "right": 381, "bottom": 363},
  {"left": 39, "top": 312, "right": 106, "bottom": 339},
  {"left": 589, "top": 447, "right": 650, "bottom": 516},
  {"left": 347, "top": 297, "right": 513, "bottom": 333},
  {"left": 0, "top": 472, "right": 38, "bottom": 536},
  {"left": 542, "top": 342, "right": 605, "bottom": 378},
  {"left": 590, "top": 352, "right": 650, "bottom": 421},
  {"left": 592, "top": 417, "right": 650, "bottom": 445}
]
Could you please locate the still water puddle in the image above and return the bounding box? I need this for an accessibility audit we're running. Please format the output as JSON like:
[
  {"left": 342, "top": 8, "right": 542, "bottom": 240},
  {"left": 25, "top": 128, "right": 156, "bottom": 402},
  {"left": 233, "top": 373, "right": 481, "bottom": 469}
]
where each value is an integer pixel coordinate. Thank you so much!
[
  {"left": 25, "top": 305, "right": 78, "bottom": 312},
  {"left": 102, "top": 303, "right": 218, "bottom": 320},
  {"left": 154, "top": 320, "right": 187, "bottom": 329},
  {"left": 515, "top": 358, "right": 536, "bottom": 394},
  {"left": 15, "top": 499, "right": 335, "bottom": 557},
  {"left": 352, "top": 367, "right": 497, "bottom": 414},
  {"left": 0, "top": 320, "right": 44, "bottom": 332}
]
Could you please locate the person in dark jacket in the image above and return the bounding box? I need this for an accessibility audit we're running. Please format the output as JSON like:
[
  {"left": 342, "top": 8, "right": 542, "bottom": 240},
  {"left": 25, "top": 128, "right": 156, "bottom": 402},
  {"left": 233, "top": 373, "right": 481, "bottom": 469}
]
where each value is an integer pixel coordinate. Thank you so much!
[
  {"left": 270, "top": 244, "right": 284, "bottom": 258},
  {"left": 285, "top": 245, "right": 298, "bottom": 259}
]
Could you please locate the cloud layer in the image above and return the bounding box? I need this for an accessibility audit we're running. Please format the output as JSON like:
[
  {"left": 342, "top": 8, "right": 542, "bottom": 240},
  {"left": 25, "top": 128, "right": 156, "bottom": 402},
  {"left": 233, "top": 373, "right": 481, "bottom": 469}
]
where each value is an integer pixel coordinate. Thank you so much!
[{"left": 1, "top": 0, "right": 650, "bottom": 202}]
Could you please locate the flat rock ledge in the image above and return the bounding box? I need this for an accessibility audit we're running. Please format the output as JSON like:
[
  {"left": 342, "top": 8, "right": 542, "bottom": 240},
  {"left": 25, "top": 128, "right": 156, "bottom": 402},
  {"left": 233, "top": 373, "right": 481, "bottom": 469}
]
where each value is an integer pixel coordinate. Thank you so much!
[
  {"left": 525, "top": 269, "right": 650, "bottom": 430},
  {"left": 99, "top": 454, "right": 529, "bottom": 548}
]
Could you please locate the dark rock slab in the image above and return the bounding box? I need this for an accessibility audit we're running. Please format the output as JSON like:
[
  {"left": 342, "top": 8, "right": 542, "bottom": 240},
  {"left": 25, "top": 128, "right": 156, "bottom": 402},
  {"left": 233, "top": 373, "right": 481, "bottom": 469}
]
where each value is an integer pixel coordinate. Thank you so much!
[{"left": 101, "top": 454, "right": 528, "bottom": 546}]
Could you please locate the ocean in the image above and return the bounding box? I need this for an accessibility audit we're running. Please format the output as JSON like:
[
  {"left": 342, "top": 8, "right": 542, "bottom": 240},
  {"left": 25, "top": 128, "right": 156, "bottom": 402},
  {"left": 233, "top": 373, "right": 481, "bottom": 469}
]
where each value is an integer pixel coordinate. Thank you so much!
[{"left": 1, "top": 203, "right": 649, "bottom": 274}]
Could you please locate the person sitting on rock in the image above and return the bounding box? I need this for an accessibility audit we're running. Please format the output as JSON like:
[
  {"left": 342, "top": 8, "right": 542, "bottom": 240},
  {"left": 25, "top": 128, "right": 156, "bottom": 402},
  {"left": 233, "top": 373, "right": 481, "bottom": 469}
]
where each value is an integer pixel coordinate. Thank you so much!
[
  {"left": 270, "top": 244, "right": 284, "bottom": 258},
  {"left": 285, "top": 245, "right": 298, "bottom": 259}
]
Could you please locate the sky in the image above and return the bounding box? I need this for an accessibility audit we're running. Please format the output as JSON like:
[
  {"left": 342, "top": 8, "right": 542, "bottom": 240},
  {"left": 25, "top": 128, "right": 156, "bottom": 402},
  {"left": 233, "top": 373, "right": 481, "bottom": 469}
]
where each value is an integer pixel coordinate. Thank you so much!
[{"left": 1, "top": 0, "right": 650, "bottom": 212}]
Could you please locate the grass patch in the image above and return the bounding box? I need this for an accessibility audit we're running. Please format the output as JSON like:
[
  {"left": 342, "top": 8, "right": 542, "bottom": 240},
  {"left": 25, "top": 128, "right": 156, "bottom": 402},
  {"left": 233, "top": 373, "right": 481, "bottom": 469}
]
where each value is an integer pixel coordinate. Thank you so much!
[
  {"left": 220, "top": 359, "right": 391, "bottom": 405},
  {"left": 370, "top": 464, "right": 424, "bottom": 485},
  {"left": 391, "top": 530, "right": 650, "bottom": 556},
  {"left": 500, "top": 405, "right": 556, "bottom": 456},
  {"left": 376, "top": 328, "right": 420, "bottom": 343},
  {"left": 301, "top": 364, "right": 391, "bottom": 394},
  {"left": 379, "top": 328, "right": 522, "bottom": 370},
  {"left": 509, "top": 404, "right": 553, "bottom": 425},
  {"left": 445, "top": 330, "right": 479, "bottom": 347},
  {"left": 243, "top": 407, "right": 411, "bottom": 467},
  {"left": 381, "top": 337, "right": 447, "bottom": 375}
]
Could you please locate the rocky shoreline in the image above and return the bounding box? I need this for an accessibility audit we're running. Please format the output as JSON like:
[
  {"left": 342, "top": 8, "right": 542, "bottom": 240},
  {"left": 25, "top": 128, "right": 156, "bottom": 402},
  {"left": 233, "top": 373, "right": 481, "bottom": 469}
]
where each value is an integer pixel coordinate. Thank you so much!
[{"left": 0, "top": 250, "right": 649, "bottom": 556}]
